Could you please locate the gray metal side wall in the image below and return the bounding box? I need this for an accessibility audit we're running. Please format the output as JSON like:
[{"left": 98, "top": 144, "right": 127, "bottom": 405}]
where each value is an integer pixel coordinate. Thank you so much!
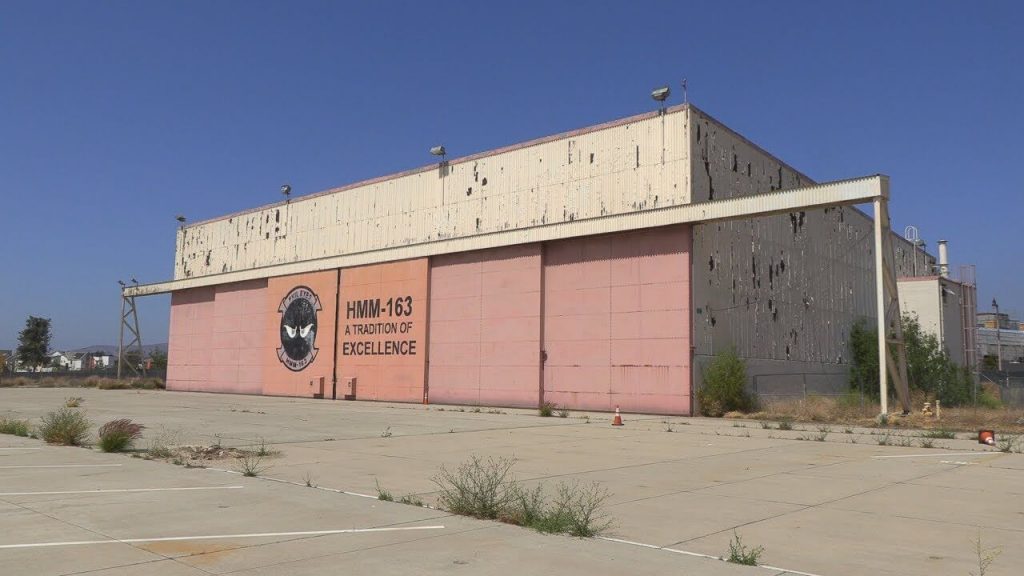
[{"left": 688, "top": 108, "right": 935, "bottom": 400}]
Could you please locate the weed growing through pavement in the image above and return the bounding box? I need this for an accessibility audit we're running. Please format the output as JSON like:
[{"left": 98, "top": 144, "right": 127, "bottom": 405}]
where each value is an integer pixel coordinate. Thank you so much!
[
  {"left": 919, "top": 438, "right": 935, "bottom": 449},
  {"left": 98, "top": 419, "right": 145, "bottom": 452},
  {"left": 303, "top": 472, "right": 316, "bottom": 488},
  {"left": 0, "top": 417, "right": 31, "bottom": 437},
  {"left": 971, "top": 532, "right": 1001, "bottom": 576},
  {"left": 39, "top": 407, "right": 91, "bottom": 446},
  {"left": 538, "top": 402, "right": 556, "bottom": 417},
  {"left": 64, "top": 396, "right": 84, "bottom": 408},
  {"left": 236, "top": 449, "right": 268, "bottom": 477},
  {"left": 760, "top": 421, "right": 771, "bottom": 429},
  {"left": 380, "top": 426, "right": 393, "bottom": 438},
  {"left": 557, "top": 406, "right": 569, "bottom": 418},
  {"left": 432, "top": 455, "right": 612, "bottom": 537},
  {"left": 894, "top": 435, "right": 914, "bottom": 447},
  {"left": 921, "top": 428, "right": 957, "bottom": 439},
  {"left": 844, "top": 427, "right": 854, "bottom": 434},
  {"left": 727, "top": 531, "right": 764, "bottom": 566},
  {"left": 398, "top": 494, "right": 424, "bottom": 506},
  {"left": 777, "top": 420, "right": 793, "bottom": 431},
  {"left": 375, "top": 479, "right": 393, "bottom": 501},
  {"left": 254, "top": 437, "right": 280, "bottom": 456},
  {"left": 877, "top": 432, "right": 893, "bottom": 446},
  {"left": 996, "top": 435, "right": 1020, "bottom": 453},
  {"left": 146, "top": 427, "right": 182, "bottom": 459}
]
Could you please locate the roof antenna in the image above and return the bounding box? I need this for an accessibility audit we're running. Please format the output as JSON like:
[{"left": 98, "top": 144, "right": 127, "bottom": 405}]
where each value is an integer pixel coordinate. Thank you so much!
[{"left": 681, "top": 78, "right": 688, "bottom": 104}]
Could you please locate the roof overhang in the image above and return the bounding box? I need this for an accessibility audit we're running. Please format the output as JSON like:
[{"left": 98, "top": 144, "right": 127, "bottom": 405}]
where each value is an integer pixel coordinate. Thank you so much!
[{"left": 125, "top": 174, "right": 888, "bottom": 297}]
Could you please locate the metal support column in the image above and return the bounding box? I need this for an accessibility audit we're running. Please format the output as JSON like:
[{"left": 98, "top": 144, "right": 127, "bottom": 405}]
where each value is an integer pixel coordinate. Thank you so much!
[
  {"left": 873, "top": 194, "right": 911, "bottom": 415},
  {"left": 117, "top": 291, "right": 146, "bottom": 379}
]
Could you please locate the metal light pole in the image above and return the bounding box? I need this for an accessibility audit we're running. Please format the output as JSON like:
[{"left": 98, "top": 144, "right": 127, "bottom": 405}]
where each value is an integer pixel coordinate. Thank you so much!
[{"left": 992, "top": 298, "right": 1002, "bottom": 372}]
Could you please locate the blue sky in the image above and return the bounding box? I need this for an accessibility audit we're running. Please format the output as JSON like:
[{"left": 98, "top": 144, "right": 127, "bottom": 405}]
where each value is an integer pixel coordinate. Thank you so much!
[{"left": 1, "top": 0, "right": 1021, "bottom": 350}]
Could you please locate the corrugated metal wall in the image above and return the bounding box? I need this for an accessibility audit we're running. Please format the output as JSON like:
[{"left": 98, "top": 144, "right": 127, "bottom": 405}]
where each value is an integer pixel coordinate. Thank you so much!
[
  {"left": 174, "top": 109, "right": 690, "bottom": 280},
  {"left": 688, "top": 109, "right": 935, "bottom": 396}
]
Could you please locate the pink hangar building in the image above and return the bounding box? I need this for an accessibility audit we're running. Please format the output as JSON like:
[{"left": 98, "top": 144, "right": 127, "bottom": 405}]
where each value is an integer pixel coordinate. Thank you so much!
[{"left": 129, "top": 104, "right": 934, "bottom": 415}]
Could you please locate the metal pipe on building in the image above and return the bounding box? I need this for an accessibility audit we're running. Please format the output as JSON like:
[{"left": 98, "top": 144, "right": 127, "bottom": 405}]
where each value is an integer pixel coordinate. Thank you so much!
[{"left": 938, "top": 240, "right": 949, "bottom": 278}]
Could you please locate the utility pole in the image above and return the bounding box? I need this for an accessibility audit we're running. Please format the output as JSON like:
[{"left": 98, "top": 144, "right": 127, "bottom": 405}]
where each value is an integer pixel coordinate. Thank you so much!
[{"left": 992, "top": 298, "right": 1002, "bottom": 372}]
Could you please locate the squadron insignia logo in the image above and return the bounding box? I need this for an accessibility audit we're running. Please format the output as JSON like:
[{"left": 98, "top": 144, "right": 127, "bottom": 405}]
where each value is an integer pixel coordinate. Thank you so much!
[{"left": 277, "top": 286, "right": 321, "bottom": 371}]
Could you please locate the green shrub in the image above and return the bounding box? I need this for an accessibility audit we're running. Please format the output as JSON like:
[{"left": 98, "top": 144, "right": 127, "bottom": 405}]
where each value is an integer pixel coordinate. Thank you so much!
[
  {"left": 977, "top": 389, "right": 1003, "bottom": 409},
  {"left": 433, "top": 455, "right": 516, "bottom": 518},
  {"left": 236, "top": 450, "right": 268, "bottom": 477},
  {"left": 431, "top": 455, "right": 613, "bottom": 537},
  {"left": 500, "top": 484, "right": 547, "bottom": 527},
  {"left": 0, "top": 417, "right": 31, "bottom": 437},
  {"left": 98, "top": 419, "right": 145, "bottom": 452},
  {"left": 398, "top": 494, "right": 424, "bottom": 506},
  {"left": 39, "top": 407, "right": 91, "bottom": 445},
  {"left": 848, "top": 319, "right": 879, "bottom": 399},
  {"left": 849, "top": 315, "right": 974, "bottom": 406},
  {"left": 538, "top": 402, "right": 556, "bottom": 417},
  {"left": 727, "top": 531, "right": 764, "bottom": 565},
  {"left": 376, "top": 479, "right": 393, "bottom": 501},
  {"left": 697, "top": 349, "right": 754, "bottom": 416},
  {"left": 547, "top": 481, "right": 612, "bottom": 537}
]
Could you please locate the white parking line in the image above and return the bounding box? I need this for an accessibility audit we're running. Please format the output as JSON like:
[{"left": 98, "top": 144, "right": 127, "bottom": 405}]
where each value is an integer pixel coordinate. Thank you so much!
[
  {"left": 0, "top": 448, "right": 41, "bottom": 451},
  {"left": 871, "top": 452, "right": 987, "bottom": 459},
  {"left": 0, "top": 525, "right": 446, "bottom": 549},
  {"left": 0, "top": 464, "right": 123, "bottom": 469},
  {"left": 599, "top": 536, "right": 827, "bottom": 576},
  {"left": 0, "top": 486, "right": 244, "bottom": 496}
]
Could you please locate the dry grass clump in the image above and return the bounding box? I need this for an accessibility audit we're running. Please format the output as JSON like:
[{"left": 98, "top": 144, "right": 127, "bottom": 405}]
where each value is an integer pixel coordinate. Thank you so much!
[
  {"left": 38, "top": 407, "right": 91, "bottom": 445},
  {"left": 0, "top": 417, "right": 31, "bottom": 436},
  {"left": 98, "top": 419, "right": 145, "bottom": 452},
  {"left": 752, "top": 393, "right": 877, "bottom": 423},
  {"left": 0, "top": 375, "right": 164, "bottom": 390},
  {"left": 749, "top": 392, "right": 1024, "bottom": 434}
]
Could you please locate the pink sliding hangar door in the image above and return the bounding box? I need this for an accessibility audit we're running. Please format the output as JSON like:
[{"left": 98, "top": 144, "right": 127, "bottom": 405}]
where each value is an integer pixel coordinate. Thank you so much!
[
  {"left": 541, "top": 226, "right": 692, "bottom": 414},
  {"left": 427, "top": 245, "right": 543, "bottom": 407}
]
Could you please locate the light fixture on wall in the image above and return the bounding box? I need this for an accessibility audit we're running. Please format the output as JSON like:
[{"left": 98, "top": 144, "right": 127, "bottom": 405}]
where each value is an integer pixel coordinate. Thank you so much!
[
  {"left": 430, "top": 145, "right": 446, "bottom": 159},
  {"left": 281, "top": 184, "right": 291, "bottom": 201}
]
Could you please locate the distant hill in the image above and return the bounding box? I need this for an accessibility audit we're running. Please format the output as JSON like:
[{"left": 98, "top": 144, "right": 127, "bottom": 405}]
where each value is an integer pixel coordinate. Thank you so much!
[{"left": 69, "top": 343, "right": 168, "bottom": 356}]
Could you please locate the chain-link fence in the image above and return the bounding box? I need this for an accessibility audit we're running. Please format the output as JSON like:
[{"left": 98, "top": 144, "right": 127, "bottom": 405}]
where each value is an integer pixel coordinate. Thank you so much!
[
  {"left": 0, "top": 369, "right": 166, "bottom": 386},
  {"left": 980, "top": 370, "right": 1024, "bottom": 408}
]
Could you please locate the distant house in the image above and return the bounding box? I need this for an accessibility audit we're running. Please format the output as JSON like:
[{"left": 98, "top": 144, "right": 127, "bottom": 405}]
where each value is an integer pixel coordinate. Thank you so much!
[
  {"left": 84, "top": 352, "right": 113, "bottom": 370},
  {"left": 48, "top": 351, "right": 75, "bottom": 371}
]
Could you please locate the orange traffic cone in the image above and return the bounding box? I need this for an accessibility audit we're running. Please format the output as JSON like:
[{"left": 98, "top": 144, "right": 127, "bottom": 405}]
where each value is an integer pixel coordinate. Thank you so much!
[
  {"left": 978, "top": 429, "right": 995, "bottom": 445},
  {"left": 612, "top": 407, "right": 624, "bottom": 426}
]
